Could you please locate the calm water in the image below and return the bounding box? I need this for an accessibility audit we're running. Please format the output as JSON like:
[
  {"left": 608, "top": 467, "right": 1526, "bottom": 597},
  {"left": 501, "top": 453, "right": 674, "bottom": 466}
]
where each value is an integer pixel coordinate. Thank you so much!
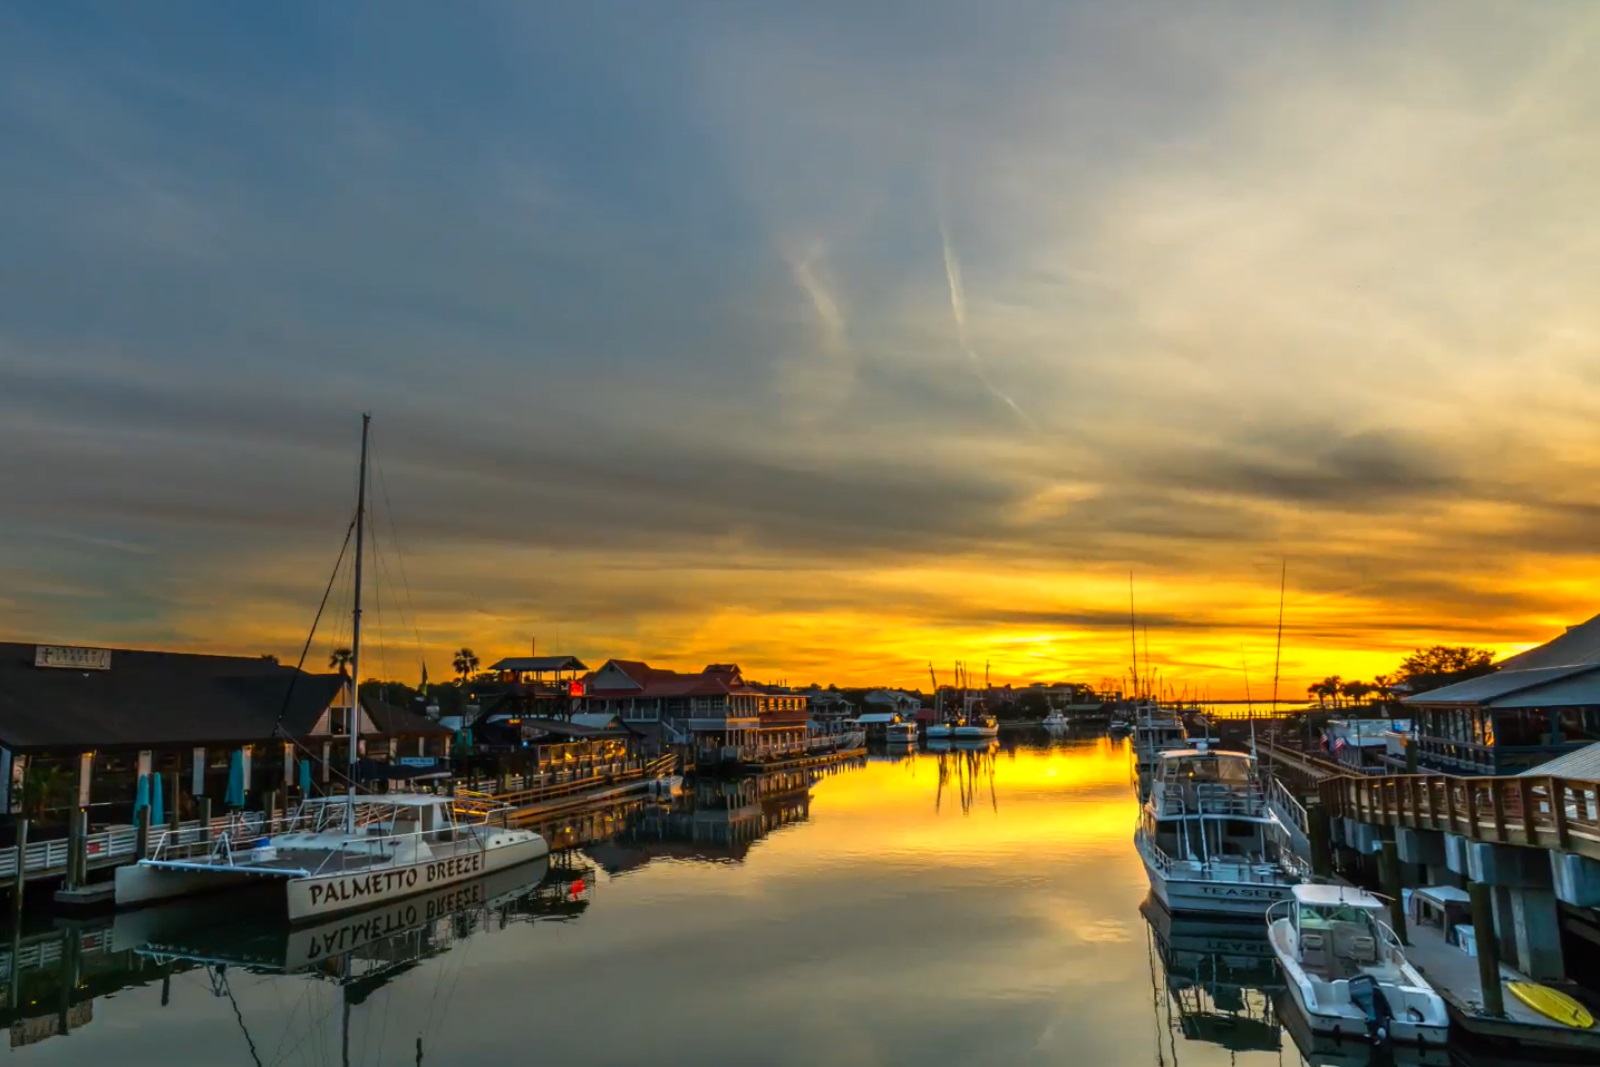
[{"left": 5, "top": 738, "right": 1445, "bottom": 1066}]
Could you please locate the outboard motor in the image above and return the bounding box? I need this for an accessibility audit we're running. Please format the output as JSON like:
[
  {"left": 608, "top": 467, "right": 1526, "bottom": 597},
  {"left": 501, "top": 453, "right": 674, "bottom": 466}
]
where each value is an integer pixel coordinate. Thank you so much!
[{"left": 1347, "top": 974, "right": 1394, "bottom": 1042}]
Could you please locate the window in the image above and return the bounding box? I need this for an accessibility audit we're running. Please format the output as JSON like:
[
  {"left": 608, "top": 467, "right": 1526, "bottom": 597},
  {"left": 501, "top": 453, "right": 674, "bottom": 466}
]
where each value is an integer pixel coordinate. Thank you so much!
[{"left": 1557, "top": 706, "right": 1600, "bottom": 743}]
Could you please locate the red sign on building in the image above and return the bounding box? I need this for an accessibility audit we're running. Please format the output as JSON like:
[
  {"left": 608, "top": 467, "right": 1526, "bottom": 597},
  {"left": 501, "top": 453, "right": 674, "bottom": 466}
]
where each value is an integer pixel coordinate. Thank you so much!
[{"left": 568, "top": 681, "right": 586, "bottom": 697}]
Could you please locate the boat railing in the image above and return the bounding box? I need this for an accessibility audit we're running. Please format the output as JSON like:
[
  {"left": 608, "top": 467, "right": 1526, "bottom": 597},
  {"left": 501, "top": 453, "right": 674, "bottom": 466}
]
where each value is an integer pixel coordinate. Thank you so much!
[{"left": 1267, "top": 776, "right": 1310, "bottom": 834}]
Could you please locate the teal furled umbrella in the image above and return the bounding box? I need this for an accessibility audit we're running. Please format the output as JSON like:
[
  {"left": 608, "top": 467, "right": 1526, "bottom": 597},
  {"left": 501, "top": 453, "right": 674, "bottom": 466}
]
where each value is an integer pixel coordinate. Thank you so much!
[
  {"left": 149, "top": 771, "right": 165, "bottom": 827},
  {"left": 298, "top": 755, "right": 312, "bottom": 796},
  {"left": 133, "top": 773, "right": 150, "bottom": 819},
  {"left": 225, "top": 750, "right": 246, "bottom": 808}
]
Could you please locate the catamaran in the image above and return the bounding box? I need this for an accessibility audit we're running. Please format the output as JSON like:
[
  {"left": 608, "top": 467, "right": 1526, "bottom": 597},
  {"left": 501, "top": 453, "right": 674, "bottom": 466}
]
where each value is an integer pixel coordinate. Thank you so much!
[
  {"left": 115, "top": 415, "right": 548, "bottom": 922},
  {"left": 1134, "top": 744, "right": 1300, "bottom": 916},
  {"left": 1267, "top": 884, "right": 1449, "bottom": 1046}
]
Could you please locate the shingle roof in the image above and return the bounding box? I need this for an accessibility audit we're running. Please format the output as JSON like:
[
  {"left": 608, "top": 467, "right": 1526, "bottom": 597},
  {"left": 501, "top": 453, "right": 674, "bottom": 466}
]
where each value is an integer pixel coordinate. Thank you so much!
[
  {"left": 487, "top": 655, "right": 588, "bottom": 673},
  {"left": 0, "top": 642, "right": 343, "bottom": 750},
  {"left": 1400, "top": 663, "right": 1600, "bottom": 707},
  {"left": 359, "top": 695, "right": 452, "bottom": 738},
  {"left": 1519, "top": 742, "right": 1600, "bottom": 781},
  {"left": 584, "top": 659, "right": 758, "bottom": 699}
]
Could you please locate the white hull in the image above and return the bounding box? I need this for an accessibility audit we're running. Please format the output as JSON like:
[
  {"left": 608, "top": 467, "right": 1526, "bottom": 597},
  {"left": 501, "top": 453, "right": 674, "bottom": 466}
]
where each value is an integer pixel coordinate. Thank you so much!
[
  {"left": 117, "top": 834, "right": 551, "bottom": 923},
  {"left": 952, "top": 725, "right": 999, "bottom": 738},
  {"left": 288, "top": 835, "right": 548, "bottom": 922},
  {"left": 926, "top": 724, "right": 954, "bottom": 739},
  {"left": 1268, "top": 915, "right": 1449, "bottom": 1047},
  {"left": 1137, "top": 835, "right": 1295, "bottom": 916}
]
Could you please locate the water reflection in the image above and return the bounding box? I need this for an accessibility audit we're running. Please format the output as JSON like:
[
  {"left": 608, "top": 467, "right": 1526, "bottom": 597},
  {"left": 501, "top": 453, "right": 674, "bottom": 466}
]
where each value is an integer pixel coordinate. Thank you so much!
[
  {"left": 929, "top": 740, "right": 1001, "bottom": 815},
  {"left": 0, "top": 741, "right": 1479, "bottom": 1065}
]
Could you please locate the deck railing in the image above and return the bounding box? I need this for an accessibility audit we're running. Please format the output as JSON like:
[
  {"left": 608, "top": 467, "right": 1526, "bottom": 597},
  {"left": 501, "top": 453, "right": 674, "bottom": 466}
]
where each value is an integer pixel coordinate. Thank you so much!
[
  {"left": 1319, "top": 772, "right": 1600, "bottom": 859},
  {"left": 0, "top": 811, "right": 283, "bottom": 884}
]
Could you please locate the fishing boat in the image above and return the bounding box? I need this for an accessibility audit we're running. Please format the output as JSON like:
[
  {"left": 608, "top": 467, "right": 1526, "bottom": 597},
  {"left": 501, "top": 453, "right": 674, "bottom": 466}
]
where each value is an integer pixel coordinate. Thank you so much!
[
  {"left": 1267, "top": 884, "right": 1449, "bottom": 1046},
  {"left": 952, "top": 714, "right": 999, "bottom": 739},
  {"left": 1041, "top": 710, "right": 1068, "bottom": 729},
  {"left": 115, "top": 415, "right": 549, "bottom": 922},
  {"left": 1134, "top": 745, "right": 1299, "bottom": 916}
]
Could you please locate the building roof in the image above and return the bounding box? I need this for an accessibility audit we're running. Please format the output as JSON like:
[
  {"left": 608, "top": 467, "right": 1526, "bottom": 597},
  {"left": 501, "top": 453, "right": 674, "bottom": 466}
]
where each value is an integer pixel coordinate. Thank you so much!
[
  {"left": 1519, "top": 742, "right": 1600, "bottom": 781},
  {"left": 0, "top": 642, "right": 344, "bottom": 750},
  {"left": 487, "top": 655, "right": 588, "bottom": 673},
  {"left": 853, "top": 712, "right": 902, "bottom": 724},
  {"left": 1498, "top": 613, "right": 1600, "bottom": 671},
  {"left": 584, "top": 659, "right": 762, "bottom": 700},
  {"left": 359, "top": 695, "right": 453, "bottom": 738},
  {"left": 569, "top": 712, "right": 621, "bottom": 730},
  {"left": 1401, "top": 663, "right": 1600, "bottom": 708}
]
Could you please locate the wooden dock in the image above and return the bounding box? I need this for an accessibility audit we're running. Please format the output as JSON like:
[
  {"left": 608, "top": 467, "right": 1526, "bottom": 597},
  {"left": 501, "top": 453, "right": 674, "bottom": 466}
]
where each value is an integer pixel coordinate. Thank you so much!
[
  {"left": 1319, "top": 772, "right": 1600, "bottom": 862},
  {"left": 737, "top": 748, "right": 866, "bottom": 775},
  {"left": 1405, "top": 922, "right": 1600, "bottom": 1054},
  {"left": 452, "top": 754, "right": 675, "bottom": 822}
]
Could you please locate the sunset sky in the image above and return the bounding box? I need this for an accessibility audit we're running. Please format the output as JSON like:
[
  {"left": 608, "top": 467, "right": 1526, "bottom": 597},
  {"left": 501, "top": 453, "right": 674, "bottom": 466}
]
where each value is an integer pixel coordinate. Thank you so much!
[{"left": 3, "top": 2, "right": 1598, "bottom": 695}]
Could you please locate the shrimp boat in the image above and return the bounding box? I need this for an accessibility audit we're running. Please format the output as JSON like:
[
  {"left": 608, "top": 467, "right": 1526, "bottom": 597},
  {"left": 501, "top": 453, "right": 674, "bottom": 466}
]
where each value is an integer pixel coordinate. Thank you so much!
[
  {"left": 953, "top": 714, "right": 999, "bottom": 739},
  {"left": 1134, "top": 745, "right": 1299, "bottom": 916},
  {"left": 115, "top": 415, "right": 548, "bottom": 922},
  {"left": 1267, "top": 884, "right": 1449, "bottom": 1046}
]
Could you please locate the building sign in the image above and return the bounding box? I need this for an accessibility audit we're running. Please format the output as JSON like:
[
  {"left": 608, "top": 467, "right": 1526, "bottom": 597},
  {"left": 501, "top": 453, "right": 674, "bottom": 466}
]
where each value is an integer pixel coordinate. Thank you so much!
[
  {"left": 569, "top": 681, "right": 586, "bottom": 697},
  {"left": 397, "top": 756, "right": 441, "bottom": 768},
  {"left": 34, "top": 645, "right": 112, "bottom": 671}
]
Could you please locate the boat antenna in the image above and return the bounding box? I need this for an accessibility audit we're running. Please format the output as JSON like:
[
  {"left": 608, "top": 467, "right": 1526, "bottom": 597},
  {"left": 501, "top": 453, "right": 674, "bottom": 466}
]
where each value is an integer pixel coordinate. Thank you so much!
[
  {"left": 348, "top": 413, "right": 371, "bottom": 834},
  {"left": 1269, "top": 559, "right": 1286, "bottom": 716},
  {"left": 1128, "top": 571, "right": 1139, "bottom": 701}
]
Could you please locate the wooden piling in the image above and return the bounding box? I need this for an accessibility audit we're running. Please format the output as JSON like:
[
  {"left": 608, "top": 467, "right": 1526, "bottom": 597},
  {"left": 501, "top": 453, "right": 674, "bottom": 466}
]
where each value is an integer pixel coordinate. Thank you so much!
[
  {"left": 169, "top": 773, "right": 181, "bottom": 834},
  {"left": 135, "top": 807, "right": 150, "bottom": 861},
  {"left": 198, "top": 796, "right": 213, "bottom": 841},
  {"left": 1379, "top": 839, "right": 1407, "bottom": 944},
  {"left": 1470, "top": 881, "right": 1504, "bottom": 1017},
  {"left": 10, "top": 819, "right": 28, "bottom": 919},
  {"left": 1305, "top": 800, "right": 1333, "bottom": 878},
  {"left": 65, "top": 808, "right": 83, "bottom": 890}
]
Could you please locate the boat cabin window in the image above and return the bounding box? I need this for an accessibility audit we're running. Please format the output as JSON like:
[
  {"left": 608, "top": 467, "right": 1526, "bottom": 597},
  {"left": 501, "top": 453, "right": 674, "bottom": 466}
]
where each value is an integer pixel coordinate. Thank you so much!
[{"left": 1168, "top": 756, "right": 1251, "bottom": 784}]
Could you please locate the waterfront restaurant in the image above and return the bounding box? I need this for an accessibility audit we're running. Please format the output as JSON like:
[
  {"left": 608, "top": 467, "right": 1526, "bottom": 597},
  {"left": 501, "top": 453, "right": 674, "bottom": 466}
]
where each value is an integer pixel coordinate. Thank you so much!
[
  {"left": 1402, "top": 615, "right": 1600, "bottom": 775},
  {"left": 0, "top": 643, "right": 453, "bottom": 837},
  {"left": 578, "top": 661, "right": 807, "bottom": 763},
  {"left": 1402, "top": 665, "right": 1600, "bottom": 775}
]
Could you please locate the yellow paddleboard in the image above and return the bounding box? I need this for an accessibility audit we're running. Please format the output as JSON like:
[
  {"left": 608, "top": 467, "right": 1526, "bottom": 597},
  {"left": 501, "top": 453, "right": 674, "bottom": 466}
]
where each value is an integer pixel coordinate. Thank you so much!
[{"left": 1506, "top": 980, "right": 1595, "bottom": 1028}]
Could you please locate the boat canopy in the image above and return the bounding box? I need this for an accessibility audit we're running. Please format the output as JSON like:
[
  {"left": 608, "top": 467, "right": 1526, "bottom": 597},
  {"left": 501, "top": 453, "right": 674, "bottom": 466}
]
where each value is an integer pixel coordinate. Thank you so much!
[{"left": 1291, "top": 884, "right": 1385, "bottom": 910}]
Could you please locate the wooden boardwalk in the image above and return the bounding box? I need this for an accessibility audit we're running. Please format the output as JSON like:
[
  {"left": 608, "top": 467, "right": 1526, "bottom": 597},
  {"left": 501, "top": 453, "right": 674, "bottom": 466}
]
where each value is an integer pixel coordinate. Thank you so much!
[{"left": 1319, "top": 772, "right": 1600, "bottom": 861}]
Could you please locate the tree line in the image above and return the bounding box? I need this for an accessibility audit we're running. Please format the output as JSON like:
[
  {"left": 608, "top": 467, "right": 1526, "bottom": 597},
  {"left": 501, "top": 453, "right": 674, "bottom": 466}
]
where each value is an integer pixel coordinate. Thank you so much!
[{"left": 1305, "top": 645, "right": 1497, "bottom": 709}]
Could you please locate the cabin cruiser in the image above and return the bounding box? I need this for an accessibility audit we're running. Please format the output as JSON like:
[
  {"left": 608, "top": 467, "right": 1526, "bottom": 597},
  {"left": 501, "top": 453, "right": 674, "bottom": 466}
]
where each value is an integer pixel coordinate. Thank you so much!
[
  {"left": 116, "top": 794, "right": 548, "bottom": 923},
  {"left": 1267, "top": 884, "right": 1448, "bottom": 1045},
  {"left": 1041, "top": 710, "right": 1068, "bottom": 729},
  {"left": 1134, "top": 745, "right": 1299, "bottom": 916}
]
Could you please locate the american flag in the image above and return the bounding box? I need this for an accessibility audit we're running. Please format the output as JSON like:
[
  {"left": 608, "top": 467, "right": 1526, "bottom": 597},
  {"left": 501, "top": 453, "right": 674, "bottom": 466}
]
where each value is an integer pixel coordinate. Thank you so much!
[{"left": 1332, "top": 736, "right": 1348, "bottom": 756}]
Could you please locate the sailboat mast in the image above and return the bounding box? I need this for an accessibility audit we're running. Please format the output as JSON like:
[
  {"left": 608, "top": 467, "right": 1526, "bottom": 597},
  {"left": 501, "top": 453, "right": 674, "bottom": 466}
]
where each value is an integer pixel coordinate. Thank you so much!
[
  {"left": 1128, "top": 572, "right": 1138, "bottom": 701},
  {"left": 348, "top": 413, "right": 371, "bottom": 832}
]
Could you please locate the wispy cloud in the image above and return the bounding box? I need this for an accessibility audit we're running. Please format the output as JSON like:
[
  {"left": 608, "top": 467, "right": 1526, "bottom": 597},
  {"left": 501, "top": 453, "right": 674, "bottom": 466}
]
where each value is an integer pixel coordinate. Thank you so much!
[{"left": 937, "top": 215, "right": 1035, "bottom": 431}]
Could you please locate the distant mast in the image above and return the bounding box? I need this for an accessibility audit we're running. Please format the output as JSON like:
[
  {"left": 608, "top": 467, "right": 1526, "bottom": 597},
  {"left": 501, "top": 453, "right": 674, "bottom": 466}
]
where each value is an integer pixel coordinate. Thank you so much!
[{"left": 347, "top": 414, "right": 371, "bottom": 833}]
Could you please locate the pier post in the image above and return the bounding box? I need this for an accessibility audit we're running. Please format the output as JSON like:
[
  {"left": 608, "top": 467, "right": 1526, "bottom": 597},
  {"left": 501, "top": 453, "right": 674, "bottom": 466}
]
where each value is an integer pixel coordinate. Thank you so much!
[
  {"left": 1306, "top": 800, "right": 1333, "bottom": 878},
  {"left": 10, "top": 818, "right": 28, "bottom": 919},
  {"left": 1470, "top": 881, "right": 1504, "bottom": 1017},
  {"left": 1404, "top": 739, "right": 1418, "bottom": 775},
  {"left": 198, "top": 797, "right": 213, "bottom": 843},
  {"left": 135, "top": 806, "right": 150, "bottom": 861},
  {"left": 169, "top": 773, "right": 181, "bottom": 835},
  {"left": 1378, "top": 840, "right": 1407, "bottom": 943},
  {"left": 65, "top": 808, "right": 83, "bottom": 890}
]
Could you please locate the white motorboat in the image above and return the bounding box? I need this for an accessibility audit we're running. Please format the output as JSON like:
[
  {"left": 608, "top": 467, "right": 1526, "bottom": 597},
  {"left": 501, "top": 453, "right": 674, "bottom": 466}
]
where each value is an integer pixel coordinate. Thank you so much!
[
  {"left": 884, "top": 720, "right": 917, "bottom": 744},
  {"left": 926, "top": 722, "right": 955, "bottom": 739},
  {"left": 1267, "top": 884, "right": 1449, "bottom": 1046},
  {"left": 1134, "top": 745, "right": 1300, "bottom": 916},
  {"left": 953, "top": 714, "right": 999, "bottom": 739},
  {"left": 117, "top": 793, "right": 548, "bottom": 922},
  {"left": 1041, "top": 711, "right": 1068, "bottom": 729}
]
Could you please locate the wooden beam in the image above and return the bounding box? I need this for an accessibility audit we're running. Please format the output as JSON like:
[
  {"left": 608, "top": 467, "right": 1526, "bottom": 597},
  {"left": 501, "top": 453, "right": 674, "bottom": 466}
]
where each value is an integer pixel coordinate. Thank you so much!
[
  {"left": 1519, "top": 776, "right": 1537, "bottom": 843},
  {"left": 1490, "top": 781, "right": 1509, "bottom": 843},
  {"left": 1552, "top": 776, "right": 1572, "bottom": 851}
]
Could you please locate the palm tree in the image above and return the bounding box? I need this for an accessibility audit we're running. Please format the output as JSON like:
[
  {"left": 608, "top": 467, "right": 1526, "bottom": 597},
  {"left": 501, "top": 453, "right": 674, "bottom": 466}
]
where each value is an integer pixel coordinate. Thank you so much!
[
  {"left": 329, "top": 647, "right": 353, "bottom": 673},
  {"left": 1320, "top": 675, "right": 1344, "bottom": 708},
  {"left": 1341, "top": 679, "right": 1373, "bottom": 706},
  {"left": 1306, "top": 682, "right": 1325, "bottom": 708},
  {"left": 452, "top": 647, "right": 479, "bottom": 684},
  {"left": 1372, "top": 674, "right": 1395, "bottom": 706}
]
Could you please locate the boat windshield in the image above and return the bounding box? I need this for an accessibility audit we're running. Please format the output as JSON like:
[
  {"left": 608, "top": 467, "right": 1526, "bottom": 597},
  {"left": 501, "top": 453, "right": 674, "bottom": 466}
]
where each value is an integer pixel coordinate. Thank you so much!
[
  {"left": 1299, "top": 902, "right": 1379, "bottom": 928},
  {"left": 1171, "top": 756, "right": 1252, "bottom": 784}
]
